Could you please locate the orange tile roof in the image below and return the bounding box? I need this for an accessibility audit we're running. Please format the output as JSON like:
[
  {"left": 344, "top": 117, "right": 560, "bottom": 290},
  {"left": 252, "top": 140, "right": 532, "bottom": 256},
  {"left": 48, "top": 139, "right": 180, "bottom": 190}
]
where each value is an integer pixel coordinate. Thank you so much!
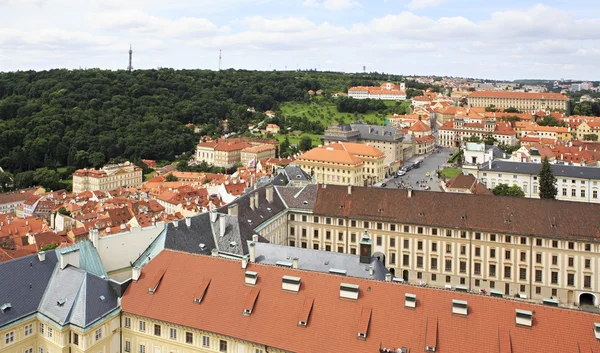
[
  {"left": 469, "top": 90, "right": 568, "bottom": 100},
  {"left": 298, "top": 146, "right": 362, "bottom": 165},
  {"left": 122, "top": 250, "right": 600, "bottom": 353},
  {"left": 408, "top": 120, "right": 431, "bottom": 132},
  {"left": 242, "top": 145, "right": 275, "bottom": 153}
]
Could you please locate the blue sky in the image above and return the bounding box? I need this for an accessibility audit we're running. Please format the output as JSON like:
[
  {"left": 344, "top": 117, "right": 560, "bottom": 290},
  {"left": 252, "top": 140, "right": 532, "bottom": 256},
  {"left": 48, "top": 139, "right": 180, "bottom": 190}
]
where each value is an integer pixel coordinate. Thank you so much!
[{"left": 1, "top": 0, "right": 599, "bottom": 80}]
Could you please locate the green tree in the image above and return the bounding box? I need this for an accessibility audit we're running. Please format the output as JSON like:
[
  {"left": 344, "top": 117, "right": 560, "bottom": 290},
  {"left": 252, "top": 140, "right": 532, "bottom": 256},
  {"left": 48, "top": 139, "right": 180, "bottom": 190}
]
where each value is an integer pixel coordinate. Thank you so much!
[
  {"left": 33, "top": 168, "right": 63, "bottom": 191},
  {"left": 583, "top": 134, "right": 598, "bottom": 141},
  {"left": 504, "top": 107, "right": 520, "bottom": 113},
  {"left": 13, "top": 171, "right": 35, "bottom": 189},
  {"left": 165, "top": 173, "right": 179, "bottom": 182},
  {"left": 483, "top": 134, "right": 497, "bottom": 145},
  {"left": 538, "top": 157, "right": 557, "bottom": 199},
  {"left": 465, "top": 136, "right": 482, "bottom": 143},
  {"left": 492, "top": 184, "right": 525, "bottom": 197},
  {"left": 0, "top": 171, "right": 13, "bottom": 192},
  {"left": 57, "top": 207, "right": 71, "bottom": 216},
  {"left": 280, "top": 135, "right": 291, "bottom": 157},
  {"left": 299, "top": 136, "right": 313, "bottom": 152}
]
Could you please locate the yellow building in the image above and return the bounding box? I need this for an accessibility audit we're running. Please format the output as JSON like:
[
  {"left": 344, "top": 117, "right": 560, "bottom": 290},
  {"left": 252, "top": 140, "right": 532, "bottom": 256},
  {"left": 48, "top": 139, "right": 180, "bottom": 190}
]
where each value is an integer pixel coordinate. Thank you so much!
[
  {"left": 522, "top": 125, "right": 572, "bottom": 142},
  {"left": 574, "top": 121, "right": 600, "bottom": 140},
  {"left": 240, "top": 145, "right": 275, "bottom": 167},
  {"left": 468, "top": 91, "right": 569, "bottom": 111},
  {"left": 72, "top": 162, "right": 142, "bottom": 193},
  {"left": 0, "top": 245, "right": 121, "bottom": 353},
  {"left": 296, "top": 142, "right": 385, "bottom": 186}
]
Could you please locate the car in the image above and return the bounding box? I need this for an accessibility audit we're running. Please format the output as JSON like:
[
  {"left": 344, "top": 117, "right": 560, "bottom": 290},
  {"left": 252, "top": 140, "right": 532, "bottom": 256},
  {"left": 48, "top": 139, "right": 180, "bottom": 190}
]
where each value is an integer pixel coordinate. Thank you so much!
[
  {"left": 381, "top": 183, "right": 387, "bottom": 187},
  {"left": 425, "top": 172, "right": 430, "bottom": 177},
  {"left": 397, "top": 170, "right": 406, "bottom": 176}
]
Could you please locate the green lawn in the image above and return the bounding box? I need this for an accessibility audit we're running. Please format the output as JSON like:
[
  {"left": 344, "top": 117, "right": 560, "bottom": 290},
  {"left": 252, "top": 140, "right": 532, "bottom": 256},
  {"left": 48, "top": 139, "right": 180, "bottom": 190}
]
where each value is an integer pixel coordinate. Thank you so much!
[
  {"left": 441, "top": 168, "right": 462, "bottom": 178},
  {"left": 278, "top": 99, "right": 401, "bottom": 126},
  {"left": 144, "top": 171, "right": 155, "bottom": 180}
]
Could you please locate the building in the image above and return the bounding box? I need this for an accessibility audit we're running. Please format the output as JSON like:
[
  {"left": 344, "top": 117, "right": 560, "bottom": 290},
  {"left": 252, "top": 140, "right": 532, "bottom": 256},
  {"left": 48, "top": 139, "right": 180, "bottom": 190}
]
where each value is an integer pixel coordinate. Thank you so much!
[
  {"left": 574, "top": 121, "right": 600, "bottom": 141},
  {"left": 195, "top": 139, "right": 252, "bottom": 167},
  {"left": 441, "top": 173, "right": 492, "bottom": 195},
  {"left": 522, "top": 125, "right": 571, "bottom": 142},
  {"left": 322, "top": 123, "right": 405, "bottom": 166},
  {"left": 438, "top": 118, "right": 517, "bottom": 148},
  {"left": 121, "top": 249, "right": 600, "bottom": 353},
  {"left": 296, "top": 142, "right": 385, "bottom": 186},
  {"left": 478, "top": 160, "right": 600, "bottom": 203},
  {"left": 468, "top": 91, "right": 569, "bottom": 111},
  {"left": 241, "top": 145, "right": 276, "bottom": 167},
  {"left": 72, "top": 162, "right": 142, "bottom": 193},
  {"left": 407, "top": 120, "right": 435, "bottom": 155},
  {"left": 0, "top": 190, "right": 34, "bottom": 214},
  {"left": 265, "top": 124, "right": 280, "bottom": 134},
  {"left": 0, "top": 245, "right": 121, "bottom": 353},
  {"left": 348, "top": 82, "right": 406, "bottom": 100}
]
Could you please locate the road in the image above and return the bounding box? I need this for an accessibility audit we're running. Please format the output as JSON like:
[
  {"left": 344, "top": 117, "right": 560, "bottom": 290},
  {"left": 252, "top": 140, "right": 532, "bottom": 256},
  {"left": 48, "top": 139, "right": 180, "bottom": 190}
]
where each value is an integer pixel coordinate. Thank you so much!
[{"left": 381, "top": 146, "right": 454, "bottom": 192}]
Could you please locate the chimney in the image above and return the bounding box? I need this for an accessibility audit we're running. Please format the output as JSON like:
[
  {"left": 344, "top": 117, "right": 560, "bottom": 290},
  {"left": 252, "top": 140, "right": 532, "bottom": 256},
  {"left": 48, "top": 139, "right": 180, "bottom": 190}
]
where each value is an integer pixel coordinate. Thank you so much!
[
  {"left": 210, "top": 209, "right": 217, "bottom": 222},
  {"left": 250, "top": 195, "right": 255, "bottom": 210},
  {"left": 348, "top": 184, "right": 352, "bottom": 194},
  {"left": 59, "top": 249, "right": 80, "bottom": 270},
  {"left": 219, "top": 215, "right": 226, "bottom": 237},
  {"left": 249, "top": 242, "right": 256, "bottom": 263},
  {"left": 132, "top": 266, "right": 141, "bottom": 281},
  {"left": 252, "top": 234, "right": 259, "bottom": 242},
  {"left": 266, "top": 185, "right": 274, "bottom": 203},
  {"left": 407, "top": 188, "right": 412, "bottom": 198},
  {"left": 242, "top": 255, "right": 249, "bottom": 269},
  {"left": 292, "top": 257, "right": 299, "bottom": 269},
  {"left": 254, "top": 192, "right": 259, "bottom": 209},
  {"left": 385, "top": 273, "right": 392, "bottom": 282},
  {"left": 90, "top": 228, "right": 99, "bottom": 248},
  {"left": 369, "top": 266, "right": 374, "bottom": 276},
  {"left": 488, "top": 159, "right": 492, "bottom": 169},
  {"left": 211, "top": 248, "right": 219, "bottom": 257},
  {"left": 37, "top": 251, "right": 46, "bottom": 262},
  {"left": 228, "top": 203, "right": 238, "bottom": 217},
  {"left": 185, "top": 217, "right": 191, "bottom": 228}
]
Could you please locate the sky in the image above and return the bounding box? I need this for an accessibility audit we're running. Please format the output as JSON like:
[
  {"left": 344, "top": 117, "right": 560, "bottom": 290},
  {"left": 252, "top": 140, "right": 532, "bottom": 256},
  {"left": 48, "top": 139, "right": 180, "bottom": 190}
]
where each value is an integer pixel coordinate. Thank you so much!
[{"left": 1, "top": 0, "right": 600, "bottom": 80}]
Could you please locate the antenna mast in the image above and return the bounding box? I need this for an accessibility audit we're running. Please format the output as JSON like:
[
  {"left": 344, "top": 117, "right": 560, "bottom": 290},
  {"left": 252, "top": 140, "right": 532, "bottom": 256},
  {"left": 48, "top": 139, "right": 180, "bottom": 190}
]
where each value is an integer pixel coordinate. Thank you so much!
[
  {"left": 219, "top": 49, "right": 222, "bottom": 71},
  {"left": 127, "top": 45, "right": 133, "bottom": 72}
]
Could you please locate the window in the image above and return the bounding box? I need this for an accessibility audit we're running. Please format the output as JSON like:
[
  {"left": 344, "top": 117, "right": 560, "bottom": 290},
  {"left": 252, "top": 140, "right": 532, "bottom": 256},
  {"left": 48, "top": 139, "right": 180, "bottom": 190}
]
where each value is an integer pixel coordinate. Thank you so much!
[
  {"left": 446, "top": 244, "right": 452, "bottom": 254},
  {"left": 418, "top": 241, "right": 423, "bottom": 250},
  {"left": 535, "top": 270, "right": 542, "bottom": 282},
  {"left": 520, "top": 237, "right": 527, "bottom": 245},
  {"left": 301, "top": 242, "right": 307, "bottom": 249},
  {"left": 39, "top": 348, "right": 43, "bottom": 353},
  {"left": 418, "top": 227, "right": 424, "bottom": 234},
  {"left": 586, "top": 259, "right": 591, "bottom": 269},
  {"left": 139, "top": 321, "right": 146, "bottom": 332},
  {"left": 390, "top": 224, "right": 396, "bottom": 231},
  {"left": 475, "top": 232, "right": 481, "bottom": 240},
  {"left": 124, "top": 340, "right": 131, "bottom": 352},
  {"left": 377, "top": 237, "right": 383, "bottom": 246},
  {"left": 301, "top": 228, "right": 306, "bottom": 237},
  {"left": 140, "top": 345, "right": 146, "bottom": 353},
  {"left": 289, "top": 214, "right": 295, "bottom": 221},
  {"left": 390, "top": 252, "right": 396, "bottom": 265},
  {"left": 460, "top": 245, "right": 466, "bottom": 255},
  {"left": 325, "top": 231, "right": 331, "bottom": 240},
  {"left": 403, "top": 239, "right": 409, "bottom": 248},
  {"left": 585, "top": 275, "right": 592, "bottom": 289},
  {"left": 431, "top": 258, "right": 438, "bottom": 270},
  {"left": 568, "top": 274, "right": 575, "bottom": 286},
  {"left": 519, "top": 268, "right": 526, "bottom": 280},
  {"left": 552, "top": 288, "right": 557, "bottom": 296},
  {"left": 313, "top": 229, "right": 318, "bottom": 238},
  {"left": 290, "top": 240, "right": 296, "bottom": 247},
  {"left": 124, "top": 317, "right": 131, "bottom": 328},
  {"left": 504, "top": 266, "right": 511, "bottom": 279},
  {"left": 446, "top": 229, "right": 452, "bottom": 237},
  {"left": 505, "top": 250, "right": 511, "bottom": 260},
  {"left": 39, "top": 323, "right": 44, "bottom": 334},
  {"left": 431, "top": 274, "right": 437, "bottom": 281},
  {"left": 73, "top": 333, "right": 79, "bottom": 346},
  {"left": 351, "top": 220, "right": 356, "bottom": 227},
  {"left": 431, "top": 243, "right": 437, "bottom": 252},
  {"left": 313, "top": 216, "right": 319, "bottom": 223},
  {"left": 364, "top": 221, "right": 369, "bottom": 229},
  {"left": 338, "top": 232, "right": 343, "bottom": 241},
  {"left": 220, "top": 340, "right": 228, "bottom": 352},
  {"left": 459, "top": 261, "right": 466, "bottom": 273},
  {"left": 154, "top": 324, "right": 161, "bottom": 336},
  {"left": 202, "top": 336, "right": 210, "bottom": 348},
  {"left": 404, "top": 225, "right": 410, "bottom": 232},
  {"left": 313, "top": 244, "right": 319, "bottom": 250},
  {"left": 338, "top": 219, "right": 344, "bottom": 226},
  {"left": 5, "top": 332, "right": 14, "bottom": 345},
  {"left": 552, "top": 256, "right": 558, "bottom": 265},
  {"left": 48, "top": 327, "right": 53, "bottom": 338},
  {"left": 289, "top": 227, "right": 295, "bottom": 236},
  {"left": 417, "top": 256, "right": 423, "bottom": 268},
  {"left": 350, "top": 233, "right": 356, "bottom": 243},
  {"left": 520, "top": 252, "right": 526, "bottom": 262},
  {"left": 25, "top": 348, "right": 33, "bottom": 353},
  {"left": 586, "top": 244, "right": 592, "bottom": 251},
  {"left": 432, "top": 228, "right": 438, "bottom": 236},
  {"left": 563, "top": 188, "right": 567, "bottom": 196},
  {"left": 326, "top": 217, "right": 331, "bottom": 225},
  {"left": 594, "top": 190, "right": 598, "bottom": 199},
  {"left": 490, "top": 234, "right": 496, "bottom": 242},
  {"left": 490, "top": 249, "right": 496, "bottom": 258},
  {"left": 552, "top": 240, "right": 558, "bottom": 248},
  {"left": 403, "top": 254, "right": 410, "bottom": 266},
  {"left": 490, "top": 281, "right": 495, "bottom": 289},
  {"left": 94, "top": 328, "right": 102, "bottom": 341},
  {"left": 337, "top": 246, "right": 343, "bottom": 253},
  {"left": 24, "top": 324, "right": 32, "bottom": 337},
  {"left": 445, "top": 259, "right": 452, "bottom": 272},
  {"left": 568, "top": 257, "right": 574, "bottom": 267},
  {"left": 255, "top": 350, "right": 264, "bottom": 353},
  {"left": 572, "top": 189, "right": 576, "bottom": 197},
  {"left": 445, "top": 276, "right": 451, "bottom": 283},
  {"left": 377, "top": 222, "right": 382, "bottom": 230},
  {"left": 185, "top": 332, "right": 193, "bottom": 344},
  {"left": 536, "top": 253, "right": 542, "bottom": 263},
  {"left": 461, "top": 231, "right": 467, "bottom": 239},
  {"left": 505, "top": 235, "right": 511, "bottom": 243},
  {"left": 551, "top": 271, "right": 558, "bottom": 284},
  {"left": 568, "top": 242, "right": 575, "bottom": 250}
]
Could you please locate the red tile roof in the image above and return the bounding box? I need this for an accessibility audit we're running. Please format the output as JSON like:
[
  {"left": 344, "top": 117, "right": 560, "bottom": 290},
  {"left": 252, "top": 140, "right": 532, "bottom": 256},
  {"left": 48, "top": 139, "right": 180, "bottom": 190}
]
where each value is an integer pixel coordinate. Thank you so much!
[
  {"left": 408, "top": 120, "right": 431, "bottom": 132},
  {"left": 122, "top": 250, "right": 600, "bottom": 353},
  {"left": 469, "top": 91, "right": 568, "bottom": 100}
]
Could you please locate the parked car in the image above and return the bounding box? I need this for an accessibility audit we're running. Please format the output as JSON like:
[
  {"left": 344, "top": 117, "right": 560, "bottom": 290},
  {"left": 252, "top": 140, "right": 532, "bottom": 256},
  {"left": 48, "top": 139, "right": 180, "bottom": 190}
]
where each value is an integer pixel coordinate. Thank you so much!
[{"left": 397, "top": 170, "right": 406, "bottom": 176}]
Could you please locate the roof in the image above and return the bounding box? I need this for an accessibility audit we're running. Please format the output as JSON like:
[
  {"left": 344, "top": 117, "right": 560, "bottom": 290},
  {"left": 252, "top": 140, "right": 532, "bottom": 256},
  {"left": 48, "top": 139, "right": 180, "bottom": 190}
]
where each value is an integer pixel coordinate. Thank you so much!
[
  {"left": 445, "top": 173, "right": 477, "bottom": 190},
  {"left": 469, "top": 91, "right": 568, "bottom": 100},
  {"left": 275, "top": 185, "right": 318, "bottom": 210},
  {"left": 350, "top": 123, "right": 404, "bottom": 143},
  {"left": 480, "top": 160, "right": 600, "bottom": 180},
  {"left": 242, "top": 145, "right": 275, "bottom": 153},
  {"left": 313, "top": 184, "right": 600, "bottom": 241},
  {"left": 0, "top": 190, "right": 34, "bottom": 205},
  {"left": 297, "top": 145, "right": 362, "bottom": 165},
  {"left": 283, "top": 165, "right": 312, "bottom": 182},
  {"left": 55, "top": 241, "right": 108, "bottom": 278},
  {"left": 408, "top": 120, "right": 431, "bottom": 132},
  {"left": 251, "top": 241, "right": 389, "bottom": 280},
  {"left": 122, "top": 250, "right": 600, "bottom": 353}
]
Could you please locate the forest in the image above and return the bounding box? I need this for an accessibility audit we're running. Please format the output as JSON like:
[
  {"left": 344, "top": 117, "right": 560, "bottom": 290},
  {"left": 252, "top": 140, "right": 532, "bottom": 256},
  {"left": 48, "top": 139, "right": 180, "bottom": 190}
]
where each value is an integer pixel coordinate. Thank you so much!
[{"left": 0, "top": 69, "right": 412, "bottom": 181}]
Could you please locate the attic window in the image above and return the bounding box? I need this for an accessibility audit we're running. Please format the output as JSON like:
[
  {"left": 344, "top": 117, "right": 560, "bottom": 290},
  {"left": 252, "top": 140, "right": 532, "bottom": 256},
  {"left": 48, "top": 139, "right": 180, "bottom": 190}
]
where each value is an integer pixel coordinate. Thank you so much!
[
  {"left": 148, "top": 269, "right": 166, "bottom": 294},
  {"left": 0, "top": 303, "right": 11, "bottom": 313},
  {"left": 245, "top": 271, "right": 258, "bottom": 286},
  {"left": 229, "top": 241, "right": 237, "bottom": 247},
  {"left": 282, "top": 275, "right": 301, "bottom": 293},
  {"left": 276, "top": 261, "right": 293, "bottom": 268},
  {"left": 515, "top": 309, "right": 532, "bottom": 327},
  {"left": 357, "top": 306, "right": 372, "bottom": 340},
  {"left": 199, "top": 243, "right": 206, "bottom": 250},
  {"left": 298, "top": 297, "right": 314, "bottom": 327},
  {"left": 329, "top": 268, "right": 347, "bottom": 276},
  {"left": 247, "top": 219, "right": 252, "bottom": 223},
  {"left": 303, "top": 201, "right": 308, "bottom": 205},
  {"left": 594, "top": 323, "right": 600, "bottom": 340},
  {"left": 267, "top": 207, "right": 272, "bottom": 212},
  {"left": 340, "top": 283, "right": 360, "bottom": 300},
  {"left": 57, "top": 298, "right": 66, "bottom": 307},
  {"left": 405, "top": 293, "right": 417, "bottom": 309},
  {"left": 193, "top": 278, "right": 211, "bottom": 304},
  {"left": 242, "top": 288, "right": 260, "bottom": 316},
  {"left": 542, "top": 298, "right": 559, "bottom": 307},
  {"left": 452, "top": 299, "right": 468, "bottom": 316}
]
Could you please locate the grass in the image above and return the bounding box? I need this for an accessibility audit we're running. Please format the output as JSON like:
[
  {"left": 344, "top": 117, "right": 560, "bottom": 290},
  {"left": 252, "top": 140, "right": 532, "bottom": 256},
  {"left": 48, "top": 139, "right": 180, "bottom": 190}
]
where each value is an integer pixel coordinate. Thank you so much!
[
  {"left": 278, "top": 97, "right": 408, "bottom": 126},
  {"left": 144, "top": 171, "right": 155, "bottom": 180},
  {"left": 441, "top": 167, "right": 462, "bottom": 178}
]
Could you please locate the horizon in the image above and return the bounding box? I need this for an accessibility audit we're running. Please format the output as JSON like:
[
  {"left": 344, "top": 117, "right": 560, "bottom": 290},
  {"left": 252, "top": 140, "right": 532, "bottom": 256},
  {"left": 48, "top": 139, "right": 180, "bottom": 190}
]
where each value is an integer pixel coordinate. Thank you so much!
[{"left": 1, "top": 1, "right": 600, "bottom": 80}]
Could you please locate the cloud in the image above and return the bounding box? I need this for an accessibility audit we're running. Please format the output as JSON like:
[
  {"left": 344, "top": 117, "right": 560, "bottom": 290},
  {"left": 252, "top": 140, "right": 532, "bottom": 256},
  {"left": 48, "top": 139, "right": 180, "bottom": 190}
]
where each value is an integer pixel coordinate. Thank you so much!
[
  {"left": 388, "top": 42, "right": 436, "bottom": 52},
  {"left": 302, "top": 0, "right": 360, "bottom": 11},
  {"left": 406, "top": 0, "right": 447, "bottom": 11},
  {"left": 241, "top": 16, "right": 316, "bottom": 32}
]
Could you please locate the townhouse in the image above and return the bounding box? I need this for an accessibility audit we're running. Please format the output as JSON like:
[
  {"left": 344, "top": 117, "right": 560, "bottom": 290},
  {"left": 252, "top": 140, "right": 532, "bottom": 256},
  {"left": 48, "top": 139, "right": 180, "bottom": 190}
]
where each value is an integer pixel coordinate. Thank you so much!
[
  {"left": 438, "top": 118, "right": 517, "bottom": 147},
  {"left": 468, "top": 91, "right": 569, "bottom": 111}
]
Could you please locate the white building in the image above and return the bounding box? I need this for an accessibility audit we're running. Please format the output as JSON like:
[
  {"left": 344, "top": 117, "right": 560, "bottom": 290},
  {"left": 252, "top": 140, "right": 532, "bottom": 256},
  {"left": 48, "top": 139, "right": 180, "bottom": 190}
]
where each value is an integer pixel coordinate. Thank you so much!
[
  {"left": 477, "top": 161, "right": 600, "bottom": 203},
  {"left": 348, "top": 82, "right": 407, "bottom": 101}
]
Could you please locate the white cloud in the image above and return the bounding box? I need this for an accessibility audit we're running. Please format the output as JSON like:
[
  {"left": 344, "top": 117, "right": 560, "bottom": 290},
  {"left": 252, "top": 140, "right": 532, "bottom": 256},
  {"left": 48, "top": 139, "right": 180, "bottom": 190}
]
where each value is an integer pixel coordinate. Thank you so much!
[
  {"left": 406, "top": 0, "right": 447, "bottom": 11},
  {"left": 302, "top": 0, "right": 360, "bottom": 11},
  {"left": 241, "top": 16, "right": 316, "bottom": 32}
]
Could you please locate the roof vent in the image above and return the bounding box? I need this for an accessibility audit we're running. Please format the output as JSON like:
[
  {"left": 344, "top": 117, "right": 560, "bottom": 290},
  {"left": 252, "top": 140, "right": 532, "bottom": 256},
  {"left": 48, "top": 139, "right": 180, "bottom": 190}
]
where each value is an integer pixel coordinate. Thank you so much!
[
  {"left": 594, "top": 323, "right": 600, "bottom": 340},
  {"left": 490, "top": 289, "right": 503, "bottom": 298},
  {"left": 99, "top": 295, "right": 106, "bottom": 301},
  {"left": 199, "top": 243, "right": 206, "bottom": 250},
  {"left": 542, "top": 298, "right": 559, "bottom": 307},
  {"left": 452, "top": 299, "right": 468, "bottom": 316},
  {"left": 245, "top": 271, "right": 258, "bottom": 286},
  {"left": 515, "top": 309, "right": 532, "bottom": 327},
  {"left": 229, "top": 241, "right": 237, "bottom": 247},
  {"left": 57, "top": 298, "right": 66, "bottom": 307},
  {"left": 405, "top": 293, "right": 417, "bottom": 309},
  {"left": 0, "top": 303, "right": 11, "bottom": 313},
  {"left": 282, "top": 275, "right": 301, "bottom": 293},
  {"left": 276, "top": 260, "right": 293, "bottom": 268},
  {"left": 329, "top": 268, "right": 347, "bottom": 276},
  {"left": 340, "top": 283, "right": 360, "bottom": 300}
]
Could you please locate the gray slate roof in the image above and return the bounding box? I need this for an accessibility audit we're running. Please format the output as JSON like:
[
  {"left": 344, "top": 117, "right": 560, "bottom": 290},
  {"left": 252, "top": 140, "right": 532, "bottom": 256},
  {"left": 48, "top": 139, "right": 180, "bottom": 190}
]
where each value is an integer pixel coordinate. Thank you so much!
[
  {"left": 250, "top": 241, "right": 389, "bottom": 280},
  {"left": 351, "top": 123, "right": 404, "bottom": 142},
  {"left": 480, "top": 161, "right": 600, "bottom": 179},
  {"left": 0, "top": 252, "right": 58, "bottom": 327},
  {"left": 485, "top": 145, "right": 507, "bottom": 159},
  {"left": 164, "top": 213, "right": 215, "bottom": 256},
  {"left": 275, "top": 185, "right": 318, "bottom": 210},
  {"left": 283, "top": 165, "right": 312, "bottom": 182}
]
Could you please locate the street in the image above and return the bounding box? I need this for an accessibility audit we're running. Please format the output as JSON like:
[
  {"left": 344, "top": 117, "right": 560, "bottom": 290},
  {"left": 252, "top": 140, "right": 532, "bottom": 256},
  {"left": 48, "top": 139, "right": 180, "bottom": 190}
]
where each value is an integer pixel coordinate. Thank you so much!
[{"left": 381, "top": 146, "right": 454, "bottom": 192}]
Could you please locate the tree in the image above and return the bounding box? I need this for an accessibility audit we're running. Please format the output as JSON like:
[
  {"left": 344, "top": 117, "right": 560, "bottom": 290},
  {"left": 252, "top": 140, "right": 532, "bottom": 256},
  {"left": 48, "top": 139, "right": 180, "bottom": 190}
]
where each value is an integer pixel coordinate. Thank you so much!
[
  {"left": 57, "top": 207, "right": 71, "bottom": 216},
  {"left": 299, "top": 136, "right": 313, "bottom": 152},
  {"left": 483, "top": 134, "right": 497, "bottom": 146},
  {"left": 538, "top": 157, "right": 557, "bottom": 199},
  {"left": 465, "top": 136, "right": 482, "bottom": 143},
  {"left": 13, "top": 171, "right": 35, "bottom": 189},
  {"left": 504, "top": 107, "right": 520, "bottom": 113},
  {"left": 492, "top": 184, "right": 525, "bottom": 197},
  {"left": 0, "top": 171, "right": 12, "bottom": 192},
  {"left": 280, "top": 135, "right": 291, "bottom": 157},
  {"left": 583, "top": 134, "right": 599, "bottom": 141},
  {"left": 165, "top": 173, "right": 179, "bottom": 182}
]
